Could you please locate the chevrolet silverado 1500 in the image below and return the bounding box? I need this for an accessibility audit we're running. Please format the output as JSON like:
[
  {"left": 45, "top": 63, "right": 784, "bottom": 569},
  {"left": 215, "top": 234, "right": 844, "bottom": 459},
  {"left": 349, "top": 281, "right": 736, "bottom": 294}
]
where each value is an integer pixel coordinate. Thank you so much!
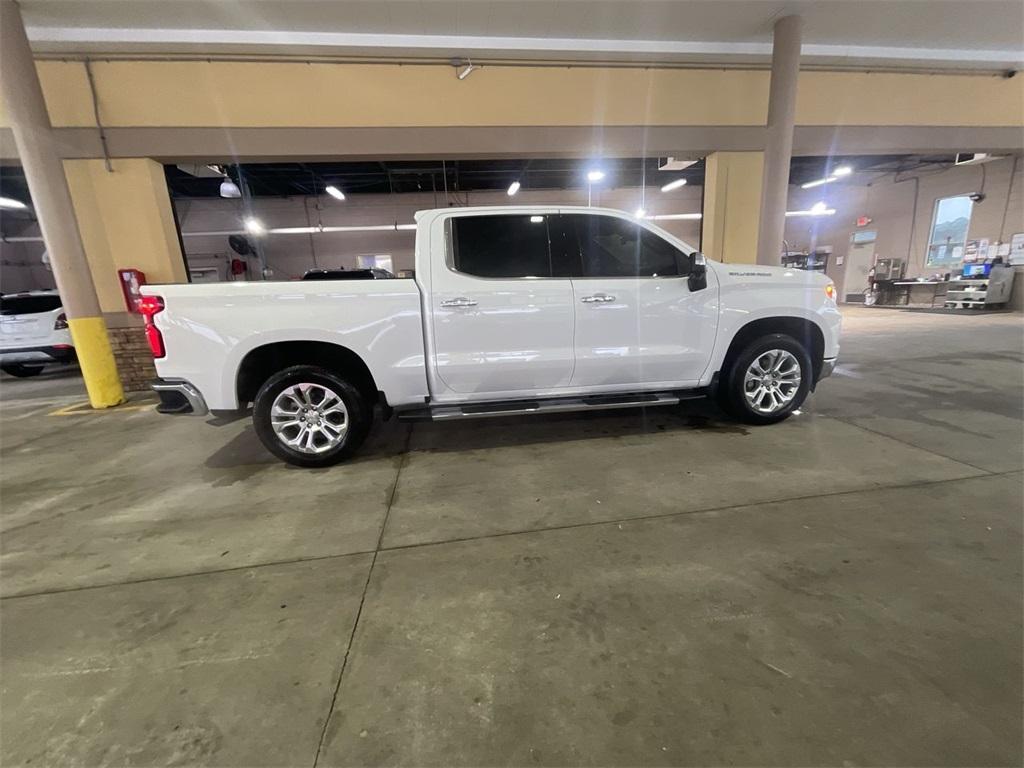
[{"left": 142, "top": 206, "right": 841, "bottom": 467}]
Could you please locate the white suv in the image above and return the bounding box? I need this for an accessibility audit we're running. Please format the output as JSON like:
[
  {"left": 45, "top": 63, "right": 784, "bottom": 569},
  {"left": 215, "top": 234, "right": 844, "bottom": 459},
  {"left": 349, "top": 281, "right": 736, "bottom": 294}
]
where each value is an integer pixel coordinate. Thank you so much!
[{"left": 0, "top": 290, "right": 76, "bottom": 377}]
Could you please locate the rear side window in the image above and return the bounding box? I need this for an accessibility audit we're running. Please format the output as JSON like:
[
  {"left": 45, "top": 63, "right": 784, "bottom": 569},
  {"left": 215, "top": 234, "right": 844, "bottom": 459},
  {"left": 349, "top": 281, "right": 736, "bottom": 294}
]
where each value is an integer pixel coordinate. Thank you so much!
[
  {"left": 562, "top": 214, "right": 683, "bottom": 277},
  {"left": 0, "top": 294, "right": 62, "bottom": 315},
  {"left": 451, "top": 214, "right": 552, "bottom": 278}
]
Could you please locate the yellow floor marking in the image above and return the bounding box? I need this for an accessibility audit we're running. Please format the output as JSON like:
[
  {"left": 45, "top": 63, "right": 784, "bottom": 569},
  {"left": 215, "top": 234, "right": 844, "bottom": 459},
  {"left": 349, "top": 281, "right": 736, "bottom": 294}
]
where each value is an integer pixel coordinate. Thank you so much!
[{"left": 48, "top": 399, "right": 157, "bottom": 417}]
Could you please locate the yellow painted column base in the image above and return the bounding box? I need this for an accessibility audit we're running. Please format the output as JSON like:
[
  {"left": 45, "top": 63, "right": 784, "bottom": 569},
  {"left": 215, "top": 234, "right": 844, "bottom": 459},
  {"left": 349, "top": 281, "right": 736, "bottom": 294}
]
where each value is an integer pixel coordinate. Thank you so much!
[{"left": 68, "top": 316, "right": 125, "bottom": 408}]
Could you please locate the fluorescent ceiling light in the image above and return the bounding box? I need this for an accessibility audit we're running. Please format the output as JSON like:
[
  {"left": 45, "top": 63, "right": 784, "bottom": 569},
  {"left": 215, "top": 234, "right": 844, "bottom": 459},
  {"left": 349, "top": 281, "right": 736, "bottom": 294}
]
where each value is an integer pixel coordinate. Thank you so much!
[
  {"left": 244, "top": 217, "right": 265, "bottom": 234},
  {"left": 325, "top": 185, "right": 345, "bottom": 201},
  {"left": 219, "top": 179, "right": 241, "bottom": 198},
  {"left": 801, "top": 177, "right": 834, "bottom": 189},
  {"left": 507, "top": 181, "right": 521, "bottom": 196},
  {"left": 786, "top": 206, "right": 836, "bottom": 217},
  {"left": 0, "top": 196, "right": 27, "bottom": 210},
  {"left": 530, "top": 215, "right": 545, "bottom": 223},
  {"left": 586, "top": 170, "right": 605, "bottom": 183},
  {"left": 650, "top": 213, "right": 702, "bottom": 220},
  {"left": 801, "top": 165, "right": 853, "bottom": 189},
  {"left": 634, "top": 208, "right": 647, "bottom": 218},
  {"left": 660, "top": 178, "right": 687, "bottom": 192}
]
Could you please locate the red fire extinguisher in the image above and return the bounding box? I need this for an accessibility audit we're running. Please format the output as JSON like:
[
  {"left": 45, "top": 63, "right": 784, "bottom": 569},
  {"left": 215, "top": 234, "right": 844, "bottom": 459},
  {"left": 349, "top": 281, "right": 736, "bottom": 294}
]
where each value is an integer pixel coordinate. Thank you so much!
[{"left": 118, "top": 268, "right": 148, "bottom": 313}]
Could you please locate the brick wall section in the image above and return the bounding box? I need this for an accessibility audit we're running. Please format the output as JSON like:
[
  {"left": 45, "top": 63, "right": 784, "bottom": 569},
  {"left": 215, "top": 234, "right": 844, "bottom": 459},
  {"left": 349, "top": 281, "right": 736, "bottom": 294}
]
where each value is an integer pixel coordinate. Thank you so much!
[{"left": 107, "top": 326, "right": 157, "bottom": 392}]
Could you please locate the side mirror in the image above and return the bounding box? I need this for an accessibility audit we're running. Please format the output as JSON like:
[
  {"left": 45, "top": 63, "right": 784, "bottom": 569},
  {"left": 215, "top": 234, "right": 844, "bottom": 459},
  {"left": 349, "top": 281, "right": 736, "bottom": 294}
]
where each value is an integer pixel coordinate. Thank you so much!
[{"left": 687, "top": 252, "right": 707, "bottom": 292}]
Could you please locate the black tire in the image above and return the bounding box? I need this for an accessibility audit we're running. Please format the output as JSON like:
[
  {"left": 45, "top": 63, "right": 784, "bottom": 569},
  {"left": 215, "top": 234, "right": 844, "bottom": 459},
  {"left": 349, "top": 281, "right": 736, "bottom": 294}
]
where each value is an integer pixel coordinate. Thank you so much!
[
  {"left": 252, "top": 365, "right": 372, "bottom": 468},
  {"left": 718, "top": 333, "right": 812, "bottom": 425},
  {"left": 1, "top": 363, "right": 45, "bottom": 378}
]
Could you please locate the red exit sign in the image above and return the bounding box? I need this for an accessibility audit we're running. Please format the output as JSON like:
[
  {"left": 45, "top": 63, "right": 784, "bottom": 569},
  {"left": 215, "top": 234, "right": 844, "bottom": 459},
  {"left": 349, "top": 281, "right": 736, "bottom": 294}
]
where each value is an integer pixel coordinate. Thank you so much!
[{"left": 856, "top": 216, "right": 873, "bottom": 227}]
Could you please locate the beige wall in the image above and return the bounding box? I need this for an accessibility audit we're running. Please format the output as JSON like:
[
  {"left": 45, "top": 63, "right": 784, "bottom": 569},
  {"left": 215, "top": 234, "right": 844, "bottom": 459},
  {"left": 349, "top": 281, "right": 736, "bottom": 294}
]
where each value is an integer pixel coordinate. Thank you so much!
[
  {"left": 0, "top": 61, "right": 1020, "bottom": 131},
  {"left": 784, "top": 156, "right": 1024, "bottom": 298},
  {"left": 63, "top": 158, "right": 187, "bottom": 313},
  {"left": 701, "top": 152, "right": 763, "bottom": 264}
]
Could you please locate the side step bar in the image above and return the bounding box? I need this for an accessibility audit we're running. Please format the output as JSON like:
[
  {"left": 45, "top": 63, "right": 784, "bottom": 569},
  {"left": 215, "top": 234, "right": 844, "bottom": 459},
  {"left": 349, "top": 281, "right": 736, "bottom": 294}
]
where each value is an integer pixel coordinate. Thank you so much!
[{"left": 398, "top": 391, "right": 703, "bottom": 421}]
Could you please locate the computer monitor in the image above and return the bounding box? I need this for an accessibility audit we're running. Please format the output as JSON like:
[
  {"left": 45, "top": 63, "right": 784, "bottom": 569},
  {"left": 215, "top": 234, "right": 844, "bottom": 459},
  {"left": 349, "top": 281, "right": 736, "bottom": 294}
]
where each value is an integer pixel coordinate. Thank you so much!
[{"left": 962, "top": 263, "right": 991, "bottom": 278}]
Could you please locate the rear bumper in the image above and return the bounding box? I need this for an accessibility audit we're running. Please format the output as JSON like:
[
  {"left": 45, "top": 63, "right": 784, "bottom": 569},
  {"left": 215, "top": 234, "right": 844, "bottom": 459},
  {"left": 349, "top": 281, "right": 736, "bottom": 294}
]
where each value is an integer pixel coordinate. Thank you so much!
[
  {"left": 0, "top": 345, "right": 76, "bottom": 365},
  {"left": 151, "top": 378, "right": 209, "bottom": 416}
]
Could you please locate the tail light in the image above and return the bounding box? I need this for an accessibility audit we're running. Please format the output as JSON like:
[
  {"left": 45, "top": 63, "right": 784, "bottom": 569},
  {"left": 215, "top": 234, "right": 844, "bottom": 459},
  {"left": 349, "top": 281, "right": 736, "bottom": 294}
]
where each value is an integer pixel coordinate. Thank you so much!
[
  {"left": 54, "top": 312, "right": 68, "bottom": 330},
  {"left": 138, "top": 295, "right": 165, "bottom": 358}
]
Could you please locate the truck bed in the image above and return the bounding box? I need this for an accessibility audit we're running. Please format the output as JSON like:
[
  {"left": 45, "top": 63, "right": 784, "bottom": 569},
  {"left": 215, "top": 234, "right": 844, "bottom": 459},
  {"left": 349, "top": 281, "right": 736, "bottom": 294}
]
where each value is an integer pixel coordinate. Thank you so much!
[{"left": 143, "top": 279, "right": 428, "bottom": 411}]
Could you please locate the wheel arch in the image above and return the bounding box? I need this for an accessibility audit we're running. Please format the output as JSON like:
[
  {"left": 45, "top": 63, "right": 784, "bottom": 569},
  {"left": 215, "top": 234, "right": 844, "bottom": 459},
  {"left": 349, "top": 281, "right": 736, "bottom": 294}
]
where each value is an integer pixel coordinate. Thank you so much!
[
  {"left": 719, "top": 316, "right": 825, "bottom": 384},
  {"left": 236, "top": 340, "right": 380, "bottom": 406}
]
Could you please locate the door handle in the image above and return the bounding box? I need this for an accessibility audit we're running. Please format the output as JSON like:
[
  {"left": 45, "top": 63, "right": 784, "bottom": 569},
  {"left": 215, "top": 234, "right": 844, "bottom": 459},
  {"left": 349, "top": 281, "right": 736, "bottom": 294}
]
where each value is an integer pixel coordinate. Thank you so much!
[
  {"left": 440, "top": 297, "right": 478, "bottom": 308},
  {"left": 580, "top": 293, "right": 616, "bottom": 303}
]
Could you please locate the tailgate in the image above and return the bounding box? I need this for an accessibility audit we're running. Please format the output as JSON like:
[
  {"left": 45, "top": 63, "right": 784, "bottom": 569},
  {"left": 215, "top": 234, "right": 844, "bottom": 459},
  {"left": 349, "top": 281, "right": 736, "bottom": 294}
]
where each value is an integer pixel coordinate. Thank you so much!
[{"left": 0, "top": 311, "right": 53, "bottom": 347}]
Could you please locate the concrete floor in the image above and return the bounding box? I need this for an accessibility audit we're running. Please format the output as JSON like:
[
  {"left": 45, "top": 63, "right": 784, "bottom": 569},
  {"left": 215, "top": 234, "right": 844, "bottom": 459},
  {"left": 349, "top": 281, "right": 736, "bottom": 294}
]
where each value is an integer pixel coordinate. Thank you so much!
[{"left": 1, "top": 306, "right": 1021, "bottom": 767}]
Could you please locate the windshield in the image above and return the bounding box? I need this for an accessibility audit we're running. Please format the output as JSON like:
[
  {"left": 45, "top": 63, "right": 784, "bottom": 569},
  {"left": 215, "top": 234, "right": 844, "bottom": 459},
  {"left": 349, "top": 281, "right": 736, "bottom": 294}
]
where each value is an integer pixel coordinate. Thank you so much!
[{"left": 0, "top": 294, "right": 62, "bottom": 315}]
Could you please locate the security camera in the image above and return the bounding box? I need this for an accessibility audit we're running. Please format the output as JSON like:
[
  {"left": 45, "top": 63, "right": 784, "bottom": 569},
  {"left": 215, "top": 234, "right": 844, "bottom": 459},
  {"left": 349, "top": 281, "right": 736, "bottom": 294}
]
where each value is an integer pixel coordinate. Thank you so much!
[{"left": 969, "top": 192, "right": 987, "bottom": 203}]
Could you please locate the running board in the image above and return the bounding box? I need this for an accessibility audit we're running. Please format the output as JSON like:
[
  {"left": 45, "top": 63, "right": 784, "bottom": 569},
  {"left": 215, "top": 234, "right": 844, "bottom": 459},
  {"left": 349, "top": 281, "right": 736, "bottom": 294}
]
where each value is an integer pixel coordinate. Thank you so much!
[{"left": 398, "top": 391, "right": 697, "bottom": 421}]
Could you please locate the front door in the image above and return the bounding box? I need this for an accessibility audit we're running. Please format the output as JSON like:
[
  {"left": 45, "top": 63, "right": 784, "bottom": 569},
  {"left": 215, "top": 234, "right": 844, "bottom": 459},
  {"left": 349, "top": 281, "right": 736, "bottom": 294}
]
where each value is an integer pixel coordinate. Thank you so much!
[
  {"left": 843, "top": 230, "right": 877, "bottom": 302},
  {"left": 429, "top": 212, "right": 575, "bottom": 396},
  {"left": 558, "top": 213, "right": 719, "bottom": 389}
]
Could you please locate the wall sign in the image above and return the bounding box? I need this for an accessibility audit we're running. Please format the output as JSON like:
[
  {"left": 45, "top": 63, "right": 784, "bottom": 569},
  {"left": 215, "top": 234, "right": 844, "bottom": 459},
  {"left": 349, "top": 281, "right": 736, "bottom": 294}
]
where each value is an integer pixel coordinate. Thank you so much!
[{"left": 1010, "top": 233, "right": 1024, "bottom": 265}]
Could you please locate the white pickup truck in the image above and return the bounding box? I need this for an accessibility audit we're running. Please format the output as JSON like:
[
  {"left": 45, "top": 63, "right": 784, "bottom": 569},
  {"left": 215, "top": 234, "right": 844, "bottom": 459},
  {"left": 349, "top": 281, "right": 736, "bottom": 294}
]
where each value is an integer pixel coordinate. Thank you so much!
[{"left": 142, "top": 206, "right": 841, "bottom": 467}]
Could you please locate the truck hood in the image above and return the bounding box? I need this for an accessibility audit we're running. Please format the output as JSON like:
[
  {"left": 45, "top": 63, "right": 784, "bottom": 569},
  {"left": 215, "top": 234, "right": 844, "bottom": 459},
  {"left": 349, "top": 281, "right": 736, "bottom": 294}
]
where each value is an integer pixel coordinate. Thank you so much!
[{"left": 710, "top": 262, "right": 831, "bottom": 287}]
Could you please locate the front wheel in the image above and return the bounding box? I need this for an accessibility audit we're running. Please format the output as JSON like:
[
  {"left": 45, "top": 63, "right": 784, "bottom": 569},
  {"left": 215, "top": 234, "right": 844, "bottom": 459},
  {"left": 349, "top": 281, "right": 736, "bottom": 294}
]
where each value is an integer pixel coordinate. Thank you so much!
[
  {"left": 252, "top": 365, "right": 372, "bottom": 467},
  {"left": 719, "top": 334, "right": 812, "bottom": 425}
]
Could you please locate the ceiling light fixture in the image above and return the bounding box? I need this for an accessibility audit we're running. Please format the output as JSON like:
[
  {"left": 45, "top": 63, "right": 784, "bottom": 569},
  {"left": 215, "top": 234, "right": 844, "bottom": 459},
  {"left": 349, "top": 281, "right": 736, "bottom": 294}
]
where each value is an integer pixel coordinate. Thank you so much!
[
  {"left": 244, "top": 217, "right": 265, "bottom": 235},
  {"left": 0, "top": 196, "right": 27, "bottom": 210},
  {"left": 660, "top": 178, "right": 687, "bottom": 192},
  {"left": 586, "top": 170, "right": 606, "bottom": 183},
  {"left": 325, "top": 185, "right": 346, "bottom": 201},
  {"left": 219, "top": 179, "right": 241, "bottom": 198},
  {"left": 507, "top": 181, "right": 521, "bottom": 196},
  {"left": 634, "top": 207, "right": 647, "bottom": 219},
  {"left": 786, "top": 205, "right": 836, "bottom": 217},
  {"left": 529, "top": 215, "right": 545, "bottom": 223},
  {"left": 801, "top": 165, "right": 854, "bottom": 189},
  {"left": 455, "top": 59, "right": 477, "bottom": 80},
  {"left": 800, "top": 177, "right": 834, "bottom": 189}
]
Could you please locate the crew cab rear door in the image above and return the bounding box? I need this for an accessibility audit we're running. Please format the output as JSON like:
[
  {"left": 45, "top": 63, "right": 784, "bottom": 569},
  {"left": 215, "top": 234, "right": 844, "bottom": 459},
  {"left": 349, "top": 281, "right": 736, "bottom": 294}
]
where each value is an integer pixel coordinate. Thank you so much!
[
  {"left": 426, "top": 212, "right": 574, "bottom": 397},
  {"left": 557, "top": 213, "right": 719, "bottom": 388}
]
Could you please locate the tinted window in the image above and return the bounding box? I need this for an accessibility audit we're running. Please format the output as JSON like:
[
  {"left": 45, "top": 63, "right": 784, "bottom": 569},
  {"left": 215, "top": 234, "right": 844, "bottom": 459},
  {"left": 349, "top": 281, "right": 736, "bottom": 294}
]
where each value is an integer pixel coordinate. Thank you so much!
[
  {"left": 0, "top": 294, "right": 62, "bottom": 315},
  {"left": 563, "top": 214, "right": 683, "bottom": 277},
  {"left": 452, "top": 215, "right": 552, "bottom": 278}
]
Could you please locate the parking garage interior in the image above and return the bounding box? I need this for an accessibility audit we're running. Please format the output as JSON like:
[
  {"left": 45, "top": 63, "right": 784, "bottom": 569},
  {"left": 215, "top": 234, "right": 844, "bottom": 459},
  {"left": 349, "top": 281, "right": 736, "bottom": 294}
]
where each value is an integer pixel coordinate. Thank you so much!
[{"left": 1, "top": 1, "right": 1022, "bottom": 766}]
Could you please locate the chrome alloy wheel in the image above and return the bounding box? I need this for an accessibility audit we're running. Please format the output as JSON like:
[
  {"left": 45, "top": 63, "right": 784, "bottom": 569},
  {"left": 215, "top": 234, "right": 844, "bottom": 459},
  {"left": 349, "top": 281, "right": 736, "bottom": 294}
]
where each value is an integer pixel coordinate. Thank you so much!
[
  {"left": 270, "top": 383, "right": 349, "bottom": 454},
  {"left": 743, "top": 349, "right": 802, "bottom": 414}
]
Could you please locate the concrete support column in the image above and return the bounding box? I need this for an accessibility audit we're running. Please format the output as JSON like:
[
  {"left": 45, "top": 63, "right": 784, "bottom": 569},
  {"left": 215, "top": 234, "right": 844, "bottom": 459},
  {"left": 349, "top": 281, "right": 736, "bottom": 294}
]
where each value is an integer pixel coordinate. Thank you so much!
[
  {"left": 64, "top": 158, "right": 189, "bottom": 391},
  {"left": 701, "top": 151, "right": 765, "bottom": 264},
  {"left": 0, "top": 0, "right": 124, "bottom": 407},
  {"left": 756, "top": 14, "right": 803, "bottom": 266}
]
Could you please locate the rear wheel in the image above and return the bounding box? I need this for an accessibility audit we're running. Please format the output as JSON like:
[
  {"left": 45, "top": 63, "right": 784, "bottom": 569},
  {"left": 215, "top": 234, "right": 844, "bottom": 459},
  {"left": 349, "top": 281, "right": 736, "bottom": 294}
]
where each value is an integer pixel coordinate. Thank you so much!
[
  {"left": 252, "top": 365, "right": 371, "bottom": 467},
  {"left": 718, "top": 334, "right": 811, "bottom": 425},
  {"left": 1, "top": 363, "right": 45, "bottom": 378}
]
